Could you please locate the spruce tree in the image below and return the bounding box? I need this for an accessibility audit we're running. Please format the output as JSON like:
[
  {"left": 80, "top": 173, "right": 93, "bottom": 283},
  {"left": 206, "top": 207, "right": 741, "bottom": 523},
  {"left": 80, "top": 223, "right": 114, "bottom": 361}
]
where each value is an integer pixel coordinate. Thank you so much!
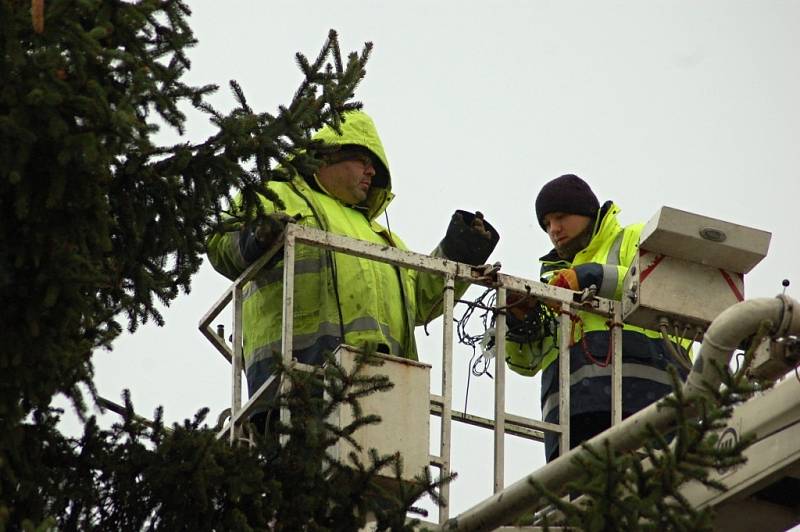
[
  {"left": 1, "top": 1, "right": 448, "bottom": 529},
  {"left": 0, "top": 0, "right": 368, "bottom": 427}
]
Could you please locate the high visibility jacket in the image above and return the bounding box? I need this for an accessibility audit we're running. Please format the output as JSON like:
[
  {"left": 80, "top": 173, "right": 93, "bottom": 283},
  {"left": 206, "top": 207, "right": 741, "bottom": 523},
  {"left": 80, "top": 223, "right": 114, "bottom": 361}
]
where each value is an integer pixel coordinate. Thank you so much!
[
  {"left": 207, "top": 112, "right": 451, "bottom": 397},
  {"left": 505, "top": 202, "right": 689, "bottom": 460}
]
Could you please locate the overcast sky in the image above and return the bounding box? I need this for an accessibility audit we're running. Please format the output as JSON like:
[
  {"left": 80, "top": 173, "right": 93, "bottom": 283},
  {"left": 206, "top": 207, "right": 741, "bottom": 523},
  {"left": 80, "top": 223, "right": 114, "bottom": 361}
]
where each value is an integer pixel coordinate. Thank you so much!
[{"left": 59, "top": 0, "right": 800, "bottom": 522}]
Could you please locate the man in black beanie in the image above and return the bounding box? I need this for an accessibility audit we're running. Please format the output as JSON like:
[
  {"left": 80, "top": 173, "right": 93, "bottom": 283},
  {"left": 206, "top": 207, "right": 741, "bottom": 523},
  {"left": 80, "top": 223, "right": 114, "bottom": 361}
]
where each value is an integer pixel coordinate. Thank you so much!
[
  {"left": 535, "top": 174, "right": 600, "bottom": 262},
  {"left": 505, "top": 174, "right": 689, "bottom": 462}
]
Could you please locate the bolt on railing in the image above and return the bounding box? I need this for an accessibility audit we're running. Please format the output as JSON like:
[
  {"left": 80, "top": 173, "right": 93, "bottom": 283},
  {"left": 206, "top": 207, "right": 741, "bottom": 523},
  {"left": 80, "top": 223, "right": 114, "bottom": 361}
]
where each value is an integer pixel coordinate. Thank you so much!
[{"left": 199, "top": 223, "right": 624, "bottom": 522}]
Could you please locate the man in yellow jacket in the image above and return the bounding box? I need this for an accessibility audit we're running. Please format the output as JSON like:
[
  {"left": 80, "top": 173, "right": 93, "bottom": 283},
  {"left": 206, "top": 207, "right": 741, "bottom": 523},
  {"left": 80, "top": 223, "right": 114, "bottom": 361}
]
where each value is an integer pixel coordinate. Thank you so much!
[
  {"left": 506, "top": 174, "right": 688, "bottom": 462},
  {"left": 208, "top": 111, "right": 499, "bottom": 427}
]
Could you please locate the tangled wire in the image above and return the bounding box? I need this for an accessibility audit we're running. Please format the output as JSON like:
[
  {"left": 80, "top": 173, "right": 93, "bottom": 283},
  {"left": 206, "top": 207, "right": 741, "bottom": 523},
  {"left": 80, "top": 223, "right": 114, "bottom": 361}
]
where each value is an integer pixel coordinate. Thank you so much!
[
  {"left": 456, "top": 288, "right": 498, "bottom": 378},
  {"left": 454, "top": 287, "right": 559, "bottom": 414}
]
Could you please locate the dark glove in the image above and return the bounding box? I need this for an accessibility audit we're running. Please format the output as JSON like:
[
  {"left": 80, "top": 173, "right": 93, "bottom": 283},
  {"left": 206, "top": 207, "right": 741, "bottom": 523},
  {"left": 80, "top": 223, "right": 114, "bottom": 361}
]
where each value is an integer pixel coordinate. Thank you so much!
[
  {"left": 505, "top": 292, "right": 538, "bottom": 343},
  {"left": 438, "top": 210, "right": 500, "bottom": 265},
  {"left": 506, "top": 291, "right": 538, "bottom": 321},
  {"left": 239, "top": 212, "right": 299, "bottom": 263},
  {"left": 504, "top": 296, "right": 558, "bottom": 344}
]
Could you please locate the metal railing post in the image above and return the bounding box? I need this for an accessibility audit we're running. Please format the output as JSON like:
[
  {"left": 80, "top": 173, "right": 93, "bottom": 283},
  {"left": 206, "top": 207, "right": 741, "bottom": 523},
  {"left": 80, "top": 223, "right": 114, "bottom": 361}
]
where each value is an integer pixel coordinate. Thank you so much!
[
  {"left": 279, "top": 226, "right": 297, "bottom": 444},
  {"left": 230, "top": 285, "right": 244, "bottom": 442},
  {"left": 493, "top": 286, "right": 507, "bottom": 492},
  {"left": 558, "top": 302, "right": 572, "bottom": 457},
  {"left": 438, "top": 274, "right": 455, "bottom": 524},
  {"left": 611, "top": 303, "right": 623, "bottom": 426}
]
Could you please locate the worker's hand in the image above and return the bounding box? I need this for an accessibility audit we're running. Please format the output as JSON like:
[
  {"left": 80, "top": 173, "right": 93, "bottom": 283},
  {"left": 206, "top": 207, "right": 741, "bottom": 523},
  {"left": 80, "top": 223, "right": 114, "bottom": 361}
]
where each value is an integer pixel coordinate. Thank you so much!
[
  {"left": 467, "top": 211, "right": 493, "bottom": 241},
  {"left": 547, "top": 263, "right": 604, "bottom": 293},
  {"left": 504, "top": 293, "right": 551, "bottom": 344},
  {"left": 438, "top": 210, "right": 500, "bottom": 265},
  {"left": 548, "top": 269, "right": 580, "bottom": 291},
  {"left": 253, "top": 212, "right": 298, "bottom": 246},
  {"left": 506, "top": 291, "right": 538, "bottom": 322},
  {"left": 239, "top": 211, "right": 300, "bottom": 263}
]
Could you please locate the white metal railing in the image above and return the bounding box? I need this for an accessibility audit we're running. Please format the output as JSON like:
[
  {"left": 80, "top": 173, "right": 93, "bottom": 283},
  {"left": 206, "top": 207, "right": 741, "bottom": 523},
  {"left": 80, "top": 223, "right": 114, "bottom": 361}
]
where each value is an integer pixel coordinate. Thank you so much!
[{"left": 198, "top": 223, "right": 624, "bottom": 523}]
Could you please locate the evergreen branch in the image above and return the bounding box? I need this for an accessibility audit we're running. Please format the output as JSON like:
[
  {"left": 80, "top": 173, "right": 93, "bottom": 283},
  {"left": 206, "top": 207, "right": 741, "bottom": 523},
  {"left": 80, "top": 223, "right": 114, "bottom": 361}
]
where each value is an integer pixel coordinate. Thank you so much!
[{"left": 2, "top": 2, "right": 401, "bottom": 526}]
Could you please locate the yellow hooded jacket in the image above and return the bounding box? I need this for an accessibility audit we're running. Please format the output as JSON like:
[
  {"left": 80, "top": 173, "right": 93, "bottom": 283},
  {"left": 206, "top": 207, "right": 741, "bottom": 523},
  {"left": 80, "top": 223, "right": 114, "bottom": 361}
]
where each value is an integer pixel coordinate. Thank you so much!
[{"left": 207, "top": 112, "right": 452, "bottom": 396}]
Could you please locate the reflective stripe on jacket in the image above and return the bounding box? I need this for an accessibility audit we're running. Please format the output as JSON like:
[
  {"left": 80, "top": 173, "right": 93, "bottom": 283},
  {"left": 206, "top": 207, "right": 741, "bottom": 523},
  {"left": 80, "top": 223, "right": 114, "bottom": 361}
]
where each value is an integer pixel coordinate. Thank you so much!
[{"left": 207, "top": 112, "right": 451, "bottom": 396}]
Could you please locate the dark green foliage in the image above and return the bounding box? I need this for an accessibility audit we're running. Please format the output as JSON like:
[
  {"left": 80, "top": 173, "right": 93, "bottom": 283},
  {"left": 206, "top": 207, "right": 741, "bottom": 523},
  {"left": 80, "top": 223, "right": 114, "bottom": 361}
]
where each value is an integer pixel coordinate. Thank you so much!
[
  {"left": 4, "top": 356, "right": 447, "bottom": 530},
  {"left": 0, "top": 0, "right": 370, "bottom": 425},
  {"left": 1, "top": 0, "right": 439, "bottom": 529},
  {"left": 524, "top": 339, "right": 769, "bottom": 532}
]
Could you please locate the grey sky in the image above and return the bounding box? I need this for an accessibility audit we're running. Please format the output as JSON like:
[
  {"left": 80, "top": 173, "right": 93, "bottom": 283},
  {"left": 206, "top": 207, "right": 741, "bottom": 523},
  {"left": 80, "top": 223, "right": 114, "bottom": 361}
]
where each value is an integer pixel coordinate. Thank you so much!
[{"left": 61, "top": 0, "right": 800, "bottom": 521}]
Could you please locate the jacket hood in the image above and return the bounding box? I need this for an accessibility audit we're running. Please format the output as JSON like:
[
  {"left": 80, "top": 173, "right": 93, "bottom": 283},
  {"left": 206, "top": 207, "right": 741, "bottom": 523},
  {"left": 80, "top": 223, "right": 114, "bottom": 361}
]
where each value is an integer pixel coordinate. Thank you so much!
[{"left": 311, "top": 111, "right": 394, "bottom": 220}]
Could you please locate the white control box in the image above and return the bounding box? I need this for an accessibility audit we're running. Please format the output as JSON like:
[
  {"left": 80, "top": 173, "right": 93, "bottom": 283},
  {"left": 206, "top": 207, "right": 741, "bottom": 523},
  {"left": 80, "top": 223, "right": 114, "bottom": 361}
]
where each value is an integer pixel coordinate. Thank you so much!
[{"left": 622, "top": 206, "right": 771, "bottom": 332}]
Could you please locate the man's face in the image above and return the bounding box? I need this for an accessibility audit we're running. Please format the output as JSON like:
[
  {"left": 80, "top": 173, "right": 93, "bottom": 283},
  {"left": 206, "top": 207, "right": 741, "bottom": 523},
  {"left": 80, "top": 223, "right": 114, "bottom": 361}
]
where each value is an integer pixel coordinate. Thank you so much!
[
  {"left": 543, "top": 212, "right": 593, "bottom": 254},
  {"left": 317, "top": 150, "right": 377, "bottom": 205}
]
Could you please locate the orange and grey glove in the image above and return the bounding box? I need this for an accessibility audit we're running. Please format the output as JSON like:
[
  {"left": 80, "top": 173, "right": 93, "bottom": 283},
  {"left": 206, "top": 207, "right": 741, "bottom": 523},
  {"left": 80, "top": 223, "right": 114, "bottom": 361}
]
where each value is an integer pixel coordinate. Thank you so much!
[
  {"left": 549, "top": 269, "right": 580, "bottom": 291},
  {"left": 548, "top": 263, "right": 604, "bottom": 292}
]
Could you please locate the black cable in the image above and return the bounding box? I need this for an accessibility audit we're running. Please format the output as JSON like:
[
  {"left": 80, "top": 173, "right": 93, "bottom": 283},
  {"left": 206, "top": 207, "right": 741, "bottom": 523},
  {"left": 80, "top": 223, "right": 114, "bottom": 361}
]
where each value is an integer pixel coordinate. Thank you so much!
[
  {"left": 455, "top": 288, "right": 559, "bottom": 412},
  {"left": 463, "top": 350, "right": 476, "bottom": 417},
  {"left": 383, "top": 208, "right": 392, "bottom": 237},
  {"left": 456, "top": 288, "right": 496, "bottom": 415},
  {"left": 456, "top": 289, "right": 495, "bottom": 347}
]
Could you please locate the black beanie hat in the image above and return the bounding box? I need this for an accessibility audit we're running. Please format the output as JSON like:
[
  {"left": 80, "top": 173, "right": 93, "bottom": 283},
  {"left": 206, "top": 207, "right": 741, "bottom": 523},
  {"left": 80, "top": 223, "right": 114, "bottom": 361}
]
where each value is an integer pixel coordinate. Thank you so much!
[{"left": 534, "top": 174, "right": 599, "bottom": 230}]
